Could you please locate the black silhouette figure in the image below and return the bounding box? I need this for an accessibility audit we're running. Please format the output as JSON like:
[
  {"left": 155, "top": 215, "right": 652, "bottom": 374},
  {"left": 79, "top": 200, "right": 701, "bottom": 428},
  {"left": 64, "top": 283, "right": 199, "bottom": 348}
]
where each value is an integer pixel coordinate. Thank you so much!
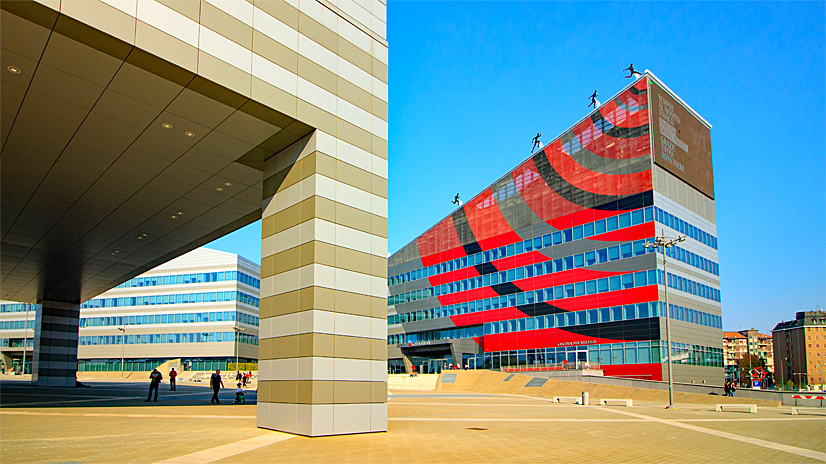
[
  {"left": 452, "top": 193, "right": 460, "bottom": 206},
  {"left": 532, "top": 133, "right": 542, "bottom": 152},
  {"left": 588, "top": 90, "right": 599, "bottom": 109},
  {"left": 623, "top": 63, "right": 642, "bottom": 79}
]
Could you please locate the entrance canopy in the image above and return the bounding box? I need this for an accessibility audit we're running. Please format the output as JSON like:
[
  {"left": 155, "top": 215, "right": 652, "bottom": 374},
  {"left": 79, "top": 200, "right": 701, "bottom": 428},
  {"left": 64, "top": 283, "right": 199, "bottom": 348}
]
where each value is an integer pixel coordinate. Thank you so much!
[{"left": 1, "top": 3, "right": 310, "bottom": 304}]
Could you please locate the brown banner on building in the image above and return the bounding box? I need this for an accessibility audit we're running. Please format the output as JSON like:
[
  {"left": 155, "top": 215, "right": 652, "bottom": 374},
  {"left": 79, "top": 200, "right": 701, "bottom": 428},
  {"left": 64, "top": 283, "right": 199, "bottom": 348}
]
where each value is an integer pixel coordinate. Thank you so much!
[{"left": 649, "top": 78, "right": 714, "bottom": 199}]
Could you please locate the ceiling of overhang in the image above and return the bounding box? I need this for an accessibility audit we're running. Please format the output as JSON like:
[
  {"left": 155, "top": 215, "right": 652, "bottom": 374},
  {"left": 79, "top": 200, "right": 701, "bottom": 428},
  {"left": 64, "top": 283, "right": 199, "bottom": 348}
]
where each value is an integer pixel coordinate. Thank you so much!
[{"left": 0, "top": 4, "right": 312, "bottom": 304}]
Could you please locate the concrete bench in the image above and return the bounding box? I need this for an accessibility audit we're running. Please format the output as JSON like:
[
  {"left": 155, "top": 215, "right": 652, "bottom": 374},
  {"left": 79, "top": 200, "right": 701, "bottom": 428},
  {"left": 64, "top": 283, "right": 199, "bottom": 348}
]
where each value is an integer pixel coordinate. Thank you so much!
[
  {"left": 715, "top": 404, "right": 757, "bottom": 413},
  {"left": 790, "top": 406, "right": 826, "bottom": 416},
  {"left": 599, "top": 398, "right": 633, "bottom": 407},
  {"left": 552, "top": 396, "right": 580, "bottom": 404}
]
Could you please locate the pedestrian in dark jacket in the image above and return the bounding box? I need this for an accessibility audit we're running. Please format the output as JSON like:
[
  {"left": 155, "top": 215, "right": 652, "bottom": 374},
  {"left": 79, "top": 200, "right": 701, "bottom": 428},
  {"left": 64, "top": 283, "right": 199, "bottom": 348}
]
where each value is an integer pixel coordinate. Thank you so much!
[
  {"left": 146, "top": 369, "right": 163, "bottom": 402},
  {"left": 210, "top": 369, "right": 224, "bottom": 404}
]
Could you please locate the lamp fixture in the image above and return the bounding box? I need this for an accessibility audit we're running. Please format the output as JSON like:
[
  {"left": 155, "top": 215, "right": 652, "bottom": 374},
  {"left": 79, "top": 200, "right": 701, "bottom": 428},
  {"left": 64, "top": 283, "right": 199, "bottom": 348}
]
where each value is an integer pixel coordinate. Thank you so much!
[
  {"left": 185, "top": 131, "right": 195, "bottom": 137},
  {"left": 162, "top": 123, "right": 173, "bottom": 129},
  {"left": 216, "top": 187, "right": 223, "bottom": 192},
  {"left": 223, "top": 182, "right": 232, "bottom": 187},
  {"left": 7, "top": 66, "right": 21, "bottom": 74},
  {"left": 171, "top": 215, "right": 178, "bottom": 219}
]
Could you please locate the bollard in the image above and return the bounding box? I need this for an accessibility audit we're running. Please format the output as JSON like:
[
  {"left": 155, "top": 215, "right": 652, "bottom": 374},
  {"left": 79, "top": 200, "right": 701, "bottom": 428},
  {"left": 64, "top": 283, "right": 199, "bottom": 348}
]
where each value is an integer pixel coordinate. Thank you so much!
[{"left": 581, "top": 391, "right": 590, "bottom": 406}]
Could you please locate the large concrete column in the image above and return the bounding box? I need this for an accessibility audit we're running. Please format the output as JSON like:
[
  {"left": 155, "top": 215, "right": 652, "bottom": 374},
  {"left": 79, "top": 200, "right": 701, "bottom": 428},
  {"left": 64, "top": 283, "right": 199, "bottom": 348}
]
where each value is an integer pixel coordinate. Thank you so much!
[
  {"left": 32, "top": 300, "right": 80, "bottom": 387},
  {"left": 258, "top": 131, "right": 388, "bottom": 436}
]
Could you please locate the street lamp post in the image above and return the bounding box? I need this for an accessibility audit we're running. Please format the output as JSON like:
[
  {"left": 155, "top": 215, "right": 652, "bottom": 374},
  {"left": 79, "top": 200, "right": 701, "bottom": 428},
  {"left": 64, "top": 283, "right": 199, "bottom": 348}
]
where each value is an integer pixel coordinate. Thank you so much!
[
  {"left": 644, "top": 229, "right": 686, "bottom": 409},
  {"left": 233, "top": 326, "right": 244, "bottom": 373},
  {"left": 117, "top": 327, "right": 125, "bottom": 378}
]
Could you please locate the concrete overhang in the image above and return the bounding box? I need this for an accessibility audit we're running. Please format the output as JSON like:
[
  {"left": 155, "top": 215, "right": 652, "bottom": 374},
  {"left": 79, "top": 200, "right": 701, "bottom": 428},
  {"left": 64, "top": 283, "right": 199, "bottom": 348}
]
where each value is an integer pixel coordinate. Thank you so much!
[{"left": 1, "top": 2, "right": 311, "bottom": 303}]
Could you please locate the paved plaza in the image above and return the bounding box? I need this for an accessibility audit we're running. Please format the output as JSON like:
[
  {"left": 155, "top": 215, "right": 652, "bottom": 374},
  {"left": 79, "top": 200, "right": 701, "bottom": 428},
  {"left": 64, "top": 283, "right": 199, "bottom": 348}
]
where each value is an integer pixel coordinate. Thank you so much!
[{"left": 0, "top": 378, "right": 824, "bottom": 464}]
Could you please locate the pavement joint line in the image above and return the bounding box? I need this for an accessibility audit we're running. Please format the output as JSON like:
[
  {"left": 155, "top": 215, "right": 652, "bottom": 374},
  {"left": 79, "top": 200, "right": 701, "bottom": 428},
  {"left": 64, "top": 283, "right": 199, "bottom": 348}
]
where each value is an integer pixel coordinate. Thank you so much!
[
  {"left": 3, "top": 391, "right": 218, "bottom": 407},
  {"left": 150, "top": 432, "right": 293, "bottom": 464},
  {"left": 599, "top": 405, "right": 826, "bottom": 462},
  {"left": 1, "top": 430, "right": 196, "bottom": 443},
  {"left": 1, "top": 411, "right": 255, "bottom": 419},
  {"left": 390, "top": 418, "right": 649, "bottom": 422}
]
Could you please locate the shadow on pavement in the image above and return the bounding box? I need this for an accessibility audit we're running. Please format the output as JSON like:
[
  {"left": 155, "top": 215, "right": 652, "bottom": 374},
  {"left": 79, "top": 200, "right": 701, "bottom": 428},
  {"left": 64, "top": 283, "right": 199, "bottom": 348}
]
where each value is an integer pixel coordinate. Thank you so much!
[{"left": 0, "top": 379, "right": 256, "bottom": 409}]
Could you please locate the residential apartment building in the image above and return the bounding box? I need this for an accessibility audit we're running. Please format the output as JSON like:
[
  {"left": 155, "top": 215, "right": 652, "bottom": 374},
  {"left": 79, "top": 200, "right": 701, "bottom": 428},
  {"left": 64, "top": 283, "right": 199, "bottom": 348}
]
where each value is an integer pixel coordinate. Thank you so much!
[
  {"left": 0, "top": 248, "right": 260, "bottom": 375},
  {"left": 772, "top": 310, "right": 826, "bottom": 390},
  {"left": 387, "top": 72, "right": 724, "bottom": 384},
  {"left": 723, "top": 329, "right": 773, "bottom": 383}
]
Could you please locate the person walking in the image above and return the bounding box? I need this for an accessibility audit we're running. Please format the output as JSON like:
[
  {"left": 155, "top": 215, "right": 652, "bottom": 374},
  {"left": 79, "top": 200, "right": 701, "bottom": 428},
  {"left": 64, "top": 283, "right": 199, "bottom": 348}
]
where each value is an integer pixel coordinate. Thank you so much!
[
  {"left": 242, "top": 372, "right": 248, "bottom": 388},
  {"left": 145, "top": 368, "right": 163, "bottom": 402},
  {"left": 210, "top": 369, "right": 224, "bottom": 404},
  {"left": 169, "top": 367, "right": 178, "bottom": 391}
]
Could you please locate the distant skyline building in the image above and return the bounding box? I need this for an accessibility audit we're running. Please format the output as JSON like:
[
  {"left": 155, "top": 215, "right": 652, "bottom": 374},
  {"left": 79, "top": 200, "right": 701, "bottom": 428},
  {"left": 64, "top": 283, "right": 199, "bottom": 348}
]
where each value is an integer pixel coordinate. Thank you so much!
[
  {"left": 723, "top": 329, "right": 773, "bottom": 383},
  {"left": 772, "top": 310, "right": 826, "bottom": 390},
  {"left": 386, "top": 72, "right": 723, "bottom": 383},
  {"left": 0, "top": 248, "right": 260, "bottom": 375}
]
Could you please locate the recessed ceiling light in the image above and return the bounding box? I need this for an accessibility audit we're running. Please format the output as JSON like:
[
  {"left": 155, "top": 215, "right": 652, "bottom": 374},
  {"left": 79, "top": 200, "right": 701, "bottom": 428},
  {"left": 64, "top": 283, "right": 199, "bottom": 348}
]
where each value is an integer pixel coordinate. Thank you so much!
[
  {"left": 171, "top": 215, "right": 178, "bottom": 219},
  {"left": 7, "top": 66, "right": 21, "bottom": 74},
  {"left": 142, "top": 233, "right": 148, "bottom": 236},
  {"left": 216, "top": 187, "right": 224, "bottom": 192},
  {"left": 177, "top": 211, "right": 183, "bottom": 215},
  {"left": 138, "top": 236, "right": 143, "bottom": 240},
  {"left": 162, "top": 123, "right": 173, "bottom": 129},
  {"left": 224, "top": 182, "right": 232, "bottom": 187},
  {"left": 185, "top": 131, "right": 195, "bottom": 137}
]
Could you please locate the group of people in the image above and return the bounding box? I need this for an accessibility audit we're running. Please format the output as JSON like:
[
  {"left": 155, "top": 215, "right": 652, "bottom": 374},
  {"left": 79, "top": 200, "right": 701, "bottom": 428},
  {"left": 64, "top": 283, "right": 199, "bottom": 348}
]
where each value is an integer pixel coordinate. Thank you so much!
[
  {"left": 145, "top": 367, "right": 251, "bottom": 404},
  {"left": 723, "top": 380, "right": 737, "bottom": 397}
]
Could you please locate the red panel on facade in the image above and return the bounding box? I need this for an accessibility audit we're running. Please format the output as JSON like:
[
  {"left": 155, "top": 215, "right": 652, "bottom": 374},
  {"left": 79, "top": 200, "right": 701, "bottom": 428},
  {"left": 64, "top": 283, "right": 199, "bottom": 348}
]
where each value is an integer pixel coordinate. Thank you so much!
[
  {"left": 588, "top": 222, "right": 655, "bottom": 243},
  {"left": 437, "top": 286, "right": 500, "bottom": 306},
  {"left": 463, "top": 189, "right": 522, "bottom": 251},
  {"left": 512, "top": 268, "right": 634, "bottom": 293},
  {"left": 417, "top": 217, "right": 465, "bottom": 267},
  {"left": 428, "top": 266, "right": 480, "bottom": 286},
  {"left": 601, "top": 363, "right": 662, "bottom": 381},
  {"left": 600, "top": 80, "right": 650, "bottom": 128},
  {"left": 571, "top": 114, "right": 651, "bottom": 161},
  {"left": 549, "top": 285, "right": 659, "bottom": 311},
  {"left": 543, "top": 140, "right": 651, "bottom": 197},
  {"left": 449, "top": 307, "right": 530, "bottom": 327},
  {"left": 483, "top": 327, "right": 635, "bottom": 352}
]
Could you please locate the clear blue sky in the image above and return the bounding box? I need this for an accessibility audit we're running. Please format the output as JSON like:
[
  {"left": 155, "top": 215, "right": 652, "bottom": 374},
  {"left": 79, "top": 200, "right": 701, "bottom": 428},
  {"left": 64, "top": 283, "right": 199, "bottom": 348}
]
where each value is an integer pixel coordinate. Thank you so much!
[{"left": 208, "top": 1, "right": 825, "bottom": 335}]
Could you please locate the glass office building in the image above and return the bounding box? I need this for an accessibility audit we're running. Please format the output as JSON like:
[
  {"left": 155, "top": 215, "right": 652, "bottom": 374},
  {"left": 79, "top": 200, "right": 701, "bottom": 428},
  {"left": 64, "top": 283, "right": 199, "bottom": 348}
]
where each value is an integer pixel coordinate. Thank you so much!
[
  {"left": 0, "top": 247, "right": 260, "bottom": 374},
  {"left": 387, "top": 73, "right": 723, "bottom": 383}
]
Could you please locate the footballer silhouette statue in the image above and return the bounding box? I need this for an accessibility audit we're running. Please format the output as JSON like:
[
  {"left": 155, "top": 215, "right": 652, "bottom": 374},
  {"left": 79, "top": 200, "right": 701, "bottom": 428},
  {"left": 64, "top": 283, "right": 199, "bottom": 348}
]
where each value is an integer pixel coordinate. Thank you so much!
[
  {"left": 623, "top": 63, "right": 642, "bottom": 79},
  {"left": 532, "top": 133, "right": 542, "bottom": 152},
  {"left": 588, "top": 90, "right": 599, "bottom": 109}
]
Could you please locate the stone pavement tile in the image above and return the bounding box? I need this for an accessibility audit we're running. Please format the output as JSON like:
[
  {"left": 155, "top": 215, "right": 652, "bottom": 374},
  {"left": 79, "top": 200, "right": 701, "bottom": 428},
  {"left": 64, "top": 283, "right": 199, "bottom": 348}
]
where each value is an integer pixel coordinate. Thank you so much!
[
  {"left": 0, "top": 408, "right": 264, "bottom": 464},
  {"left": 211, "top": 417, "right": 823, "bottom": 464},
  {"left": 687, "top": 419, "right": 826, "bottom": 454}
]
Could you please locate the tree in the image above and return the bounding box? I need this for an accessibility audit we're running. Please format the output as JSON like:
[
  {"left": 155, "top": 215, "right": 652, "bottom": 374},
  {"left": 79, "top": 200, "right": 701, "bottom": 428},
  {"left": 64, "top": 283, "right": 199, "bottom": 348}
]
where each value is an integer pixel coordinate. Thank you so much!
[{"left": 737, "top": 353, "right": 765, "bottom": 387}]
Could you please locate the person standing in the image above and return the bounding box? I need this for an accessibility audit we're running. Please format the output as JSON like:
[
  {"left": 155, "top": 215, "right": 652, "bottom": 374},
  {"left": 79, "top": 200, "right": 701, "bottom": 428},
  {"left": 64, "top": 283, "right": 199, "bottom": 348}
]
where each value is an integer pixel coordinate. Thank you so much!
[
  {"left": 145, "top": 368, "right": 163, "bottom": 402},
  {"left": 169, "top": 367, "right": 178, "bottom": 391},
  {"left": 210, "top": 369, "right": 224, "bottom": 404},
  {"left": 1, "top": 362, "right": 5, "bottom": 374}
]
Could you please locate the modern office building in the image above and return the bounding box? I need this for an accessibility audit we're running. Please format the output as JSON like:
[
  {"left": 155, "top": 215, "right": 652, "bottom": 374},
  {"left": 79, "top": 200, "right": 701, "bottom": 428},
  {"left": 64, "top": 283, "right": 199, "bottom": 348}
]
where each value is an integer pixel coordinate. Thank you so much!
[
  {"left": 772, "top": 310, "right": 826, "bottom": 390},
  {"left": 387, "top": 72, "right": 724, "bottom": 383},
  {"left": 1, "top": 248, "right": 260, "bottom": 374},
  {"left": 723, "top": 329, "right": 773, "bottom": 383},
  {"left": 0, "top": 302, "right": 36, "bottom": 374},
  {"left": 2, "top": 0, "right": 387, "bottom": 436}
]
